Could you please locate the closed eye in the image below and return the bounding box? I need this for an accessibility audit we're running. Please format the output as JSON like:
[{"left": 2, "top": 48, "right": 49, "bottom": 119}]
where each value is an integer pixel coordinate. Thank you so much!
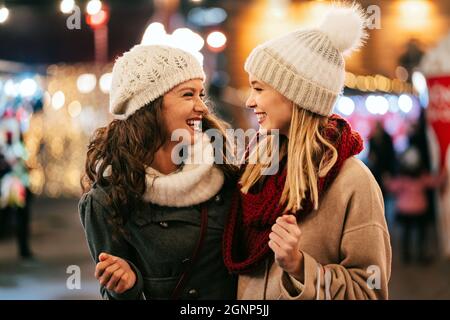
[
  {"left": 183, "top": 91, "right": 206, "bottom": 98},
  {"left": 253, "top": 87, "right": 263, "bottom": 92}
]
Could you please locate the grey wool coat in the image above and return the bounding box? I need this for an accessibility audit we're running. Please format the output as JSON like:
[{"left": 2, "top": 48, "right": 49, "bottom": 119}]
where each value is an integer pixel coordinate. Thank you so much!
[{"left": 78, "top": 178, "right": 237, "bottom": 300}]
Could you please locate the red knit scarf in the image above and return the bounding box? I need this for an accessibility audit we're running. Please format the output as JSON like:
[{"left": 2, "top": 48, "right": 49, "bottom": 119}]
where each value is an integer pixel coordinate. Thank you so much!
[{"left": 223, "top": 114, "right": 364, "bottom": 273}]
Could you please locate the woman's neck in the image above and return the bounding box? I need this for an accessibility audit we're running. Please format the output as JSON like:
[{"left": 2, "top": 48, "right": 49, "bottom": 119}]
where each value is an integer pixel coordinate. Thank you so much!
[{"left": 149, "top": 141, "right": 180, "bottom": 175}]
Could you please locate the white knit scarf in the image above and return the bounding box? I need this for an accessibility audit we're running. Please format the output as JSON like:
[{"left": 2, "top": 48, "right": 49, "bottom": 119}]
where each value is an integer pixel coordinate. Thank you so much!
[{"left": 143, "top": 133, "right": 224, "bottom": 207}]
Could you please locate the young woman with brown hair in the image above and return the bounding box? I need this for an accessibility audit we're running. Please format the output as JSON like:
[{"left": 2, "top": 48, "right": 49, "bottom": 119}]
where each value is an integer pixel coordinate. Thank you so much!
[{"left": 79, "top": 45, "right": 237, "bottom": 300}]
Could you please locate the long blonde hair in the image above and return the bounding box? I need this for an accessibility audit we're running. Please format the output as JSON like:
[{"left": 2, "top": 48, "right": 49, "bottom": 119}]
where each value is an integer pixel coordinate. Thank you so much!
[{"left": 240, "top": 105, "right": 339, "bottom": 213}]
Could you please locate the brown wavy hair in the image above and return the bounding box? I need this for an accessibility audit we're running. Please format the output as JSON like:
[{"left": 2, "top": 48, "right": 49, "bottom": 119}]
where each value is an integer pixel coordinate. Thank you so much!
[{"left": 81, "top": 96, "right": 238, "bottom": 239}]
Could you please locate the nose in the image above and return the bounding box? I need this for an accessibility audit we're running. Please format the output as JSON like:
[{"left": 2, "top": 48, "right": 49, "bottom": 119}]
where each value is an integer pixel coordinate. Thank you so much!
[
  {"left": 194, "top": 98, "right": 209, "bottom": 115},
  {"left": 246, "top": 93, "right": 256, "bottom": 109}
]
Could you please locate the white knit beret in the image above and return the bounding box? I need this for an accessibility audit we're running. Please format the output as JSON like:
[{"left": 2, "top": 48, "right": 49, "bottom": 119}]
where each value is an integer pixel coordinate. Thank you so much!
[
  {"left": 245, "top": 3, "right": 368, "bottom": 116},
  {"left": 110, "top": 44, "right": 205, "bottom": 118}
]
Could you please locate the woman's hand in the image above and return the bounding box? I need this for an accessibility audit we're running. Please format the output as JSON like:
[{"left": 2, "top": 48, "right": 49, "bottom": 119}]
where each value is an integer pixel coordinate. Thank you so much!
[
  {"left": 268, "top": 215, "right": 304, "bottom": 282},
  {"left": 95, "top": 252, "right": 137, "bottom": 294}
]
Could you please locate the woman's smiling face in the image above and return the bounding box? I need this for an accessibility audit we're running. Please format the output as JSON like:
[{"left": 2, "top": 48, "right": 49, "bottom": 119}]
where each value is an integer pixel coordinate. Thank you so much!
[
  {"left": 246, "top": 74, "right": 293, "bottom": 136},
  {"left": 162, "top": 79, "right": 208, "bottom": 144}
]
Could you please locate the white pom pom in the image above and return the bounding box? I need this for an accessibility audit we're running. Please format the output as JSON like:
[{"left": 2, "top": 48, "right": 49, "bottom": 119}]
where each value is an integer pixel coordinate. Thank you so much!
[{"left": 318, "top": 3, "right": 369, "bottom": 56}]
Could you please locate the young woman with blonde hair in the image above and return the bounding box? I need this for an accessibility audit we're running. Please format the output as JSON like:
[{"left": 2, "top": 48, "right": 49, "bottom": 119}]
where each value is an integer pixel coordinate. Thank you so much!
[{"left": 223, "top": 4, "right": 392, "bottom": 300}]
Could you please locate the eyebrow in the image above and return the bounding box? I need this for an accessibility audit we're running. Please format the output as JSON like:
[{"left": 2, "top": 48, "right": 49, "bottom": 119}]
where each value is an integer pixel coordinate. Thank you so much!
[
  {"left": 177, "top": 87, "right": 205, "bottom": 93},
  {"left": 250, "top": 80, "right": 263, "bottom": 86}
]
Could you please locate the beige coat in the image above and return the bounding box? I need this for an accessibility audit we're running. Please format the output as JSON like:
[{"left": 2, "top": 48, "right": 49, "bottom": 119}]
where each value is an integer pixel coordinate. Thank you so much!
[{"left": 237, "top": 157, "right": 392, "bottom": 300}]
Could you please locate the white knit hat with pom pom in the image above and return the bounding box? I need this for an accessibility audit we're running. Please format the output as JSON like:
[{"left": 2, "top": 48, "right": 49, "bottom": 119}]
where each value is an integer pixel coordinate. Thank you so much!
[{"left": 244, "top": 3, "right": 368, "bottom": 116}]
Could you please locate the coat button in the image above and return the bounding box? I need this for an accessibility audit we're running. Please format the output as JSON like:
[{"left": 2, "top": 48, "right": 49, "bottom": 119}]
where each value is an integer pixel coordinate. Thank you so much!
[
  {"left": 188, "top": 288, "right": 198, "bottom": 298},
  {"left": 159, "top": 221, "right": 169, "bottom": 228},
  {"left": 214, "top": 194, "right": 223, "bottom": 205}
]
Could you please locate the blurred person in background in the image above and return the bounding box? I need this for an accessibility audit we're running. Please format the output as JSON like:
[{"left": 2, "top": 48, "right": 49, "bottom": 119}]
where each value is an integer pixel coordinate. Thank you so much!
[
  {"left": 385, "top": 146, "right": 447, "bottom": 265},
  {"left": 399, "top": 38, "right": 424, "bottom": 83},
  {"left": 408, "top": 112, "right": 438, "bottom": 237},
  {"left": 0, "top": 131, "right": 33, "bottom": 261},
  {"left": 368, "top": 120, "right": 397, "bottom": 227},
  {"left": 0, "top": 151, "right": 12, "bottom": 239},
  {"left": 368, "top": 121, "right": 396, "bottom": 199}
]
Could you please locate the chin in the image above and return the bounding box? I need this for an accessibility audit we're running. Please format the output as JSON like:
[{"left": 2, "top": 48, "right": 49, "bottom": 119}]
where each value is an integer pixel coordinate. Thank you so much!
[{"left": 259, "top": 122, "right": 273, "bottom": 132}]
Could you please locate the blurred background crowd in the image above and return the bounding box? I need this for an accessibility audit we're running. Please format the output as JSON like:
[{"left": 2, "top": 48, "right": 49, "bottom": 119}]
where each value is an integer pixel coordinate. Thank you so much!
[{"left": 0, "top": 0, "right": 450, "bottom": 299}]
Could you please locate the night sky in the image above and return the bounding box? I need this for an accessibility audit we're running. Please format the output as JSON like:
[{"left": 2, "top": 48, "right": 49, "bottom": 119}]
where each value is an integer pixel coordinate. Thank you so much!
[{"left": 0, "top": 0, "right": 157, "bottom": 64}]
